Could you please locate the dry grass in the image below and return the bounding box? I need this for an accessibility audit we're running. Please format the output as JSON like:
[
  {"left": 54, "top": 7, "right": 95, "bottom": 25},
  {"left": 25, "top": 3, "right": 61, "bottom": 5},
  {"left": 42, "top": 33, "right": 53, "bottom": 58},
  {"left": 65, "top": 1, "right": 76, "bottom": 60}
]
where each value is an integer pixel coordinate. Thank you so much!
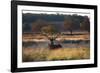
[
  {"left": 22, "top": 47, "right": 90, "bottom": 62},
  {"left": 23, "top": 34, "right": 90, "bottom": 42}
]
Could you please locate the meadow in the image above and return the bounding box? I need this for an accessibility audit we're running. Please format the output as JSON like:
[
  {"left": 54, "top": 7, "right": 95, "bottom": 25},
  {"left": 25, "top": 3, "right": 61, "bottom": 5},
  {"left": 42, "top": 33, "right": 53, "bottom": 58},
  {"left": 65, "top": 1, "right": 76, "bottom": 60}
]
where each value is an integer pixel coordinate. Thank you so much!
[
  {"left": 22, "top": 47, "right": 90, "bottom": 62},
  {"left": 22, "top": 32, "right": 90, "bottom": 62}
]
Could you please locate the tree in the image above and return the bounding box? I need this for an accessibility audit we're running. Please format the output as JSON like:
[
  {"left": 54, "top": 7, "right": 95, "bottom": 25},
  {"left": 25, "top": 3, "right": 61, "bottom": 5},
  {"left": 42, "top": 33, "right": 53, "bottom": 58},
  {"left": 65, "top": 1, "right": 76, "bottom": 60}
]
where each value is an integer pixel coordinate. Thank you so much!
[
  {"left": 23, "top": 23, "right": 31, "bottom": 32},
  {"left": 80, "top": 16, "right": 90, "bottom": 32},
  {"left": 32, "top": 19, "right": 47, "bottom": 33},
  {"left": 41, "top": 25, "right": 60, "bottom": 46},
  {"left": 63, "top": 17, "right": 73, "bottom": 34}
]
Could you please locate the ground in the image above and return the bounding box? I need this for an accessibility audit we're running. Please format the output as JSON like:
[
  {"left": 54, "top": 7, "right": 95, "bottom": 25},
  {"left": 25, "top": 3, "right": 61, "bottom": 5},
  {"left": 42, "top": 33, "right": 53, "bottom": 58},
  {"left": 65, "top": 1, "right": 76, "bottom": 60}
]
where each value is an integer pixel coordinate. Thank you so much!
[
  {"left": 22, "top": 46, "right": 90, "bottom": 62},
  {"left": 22, "top": 32, "right": 90, "bottom": 62}
]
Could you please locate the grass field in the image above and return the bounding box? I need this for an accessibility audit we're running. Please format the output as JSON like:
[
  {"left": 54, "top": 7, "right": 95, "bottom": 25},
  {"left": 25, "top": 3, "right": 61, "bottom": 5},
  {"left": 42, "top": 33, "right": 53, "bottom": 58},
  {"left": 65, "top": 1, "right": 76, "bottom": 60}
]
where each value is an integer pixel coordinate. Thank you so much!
[
  {"left": 22, "top": 33, "right": 90, "bottom": 62},
  {"left": 22, "top": 47, "right": 90, "bottom": 62}
]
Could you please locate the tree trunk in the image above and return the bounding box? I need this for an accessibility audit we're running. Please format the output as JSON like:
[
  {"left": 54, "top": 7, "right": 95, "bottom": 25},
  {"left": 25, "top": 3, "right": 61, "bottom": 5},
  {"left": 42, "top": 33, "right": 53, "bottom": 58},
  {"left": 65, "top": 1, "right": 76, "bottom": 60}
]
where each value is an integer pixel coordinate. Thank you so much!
[
  {"left": 70, "top": 30, "right": 72, "bottom": 35},
  {"left": 50, "top": 39, "right": 54, "bottom": 46}
]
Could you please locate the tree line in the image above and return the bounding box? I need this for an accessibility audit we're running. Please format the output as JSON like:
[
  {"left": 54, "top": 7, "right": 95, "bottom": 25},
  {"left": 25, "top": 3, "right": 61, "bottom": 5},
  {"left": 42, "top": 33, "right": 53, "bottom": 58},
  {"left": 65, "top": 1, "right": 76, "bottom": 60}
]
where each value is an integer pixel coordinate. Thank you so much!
[{"left": 31, "top": 15, "right": 90, "bottom": 33}]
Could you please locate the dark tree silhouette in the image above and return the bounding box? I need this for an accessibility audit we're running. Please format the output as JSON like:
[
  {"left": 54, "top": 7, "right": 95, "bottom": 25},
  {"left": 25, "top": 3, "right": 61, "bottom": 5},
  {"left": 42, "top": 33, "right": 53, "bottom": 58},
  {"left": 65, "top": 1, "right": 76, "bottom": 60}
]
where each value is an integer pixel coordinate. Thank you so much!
[
  {"left": 80, "top": 16, "right": 90, "bottom": 32},
  {"left": 23, "top": 23, "right": 31, "bottom": 32},
  {"left": 63, "top": 17, "right": 74, "bottom": 34}
]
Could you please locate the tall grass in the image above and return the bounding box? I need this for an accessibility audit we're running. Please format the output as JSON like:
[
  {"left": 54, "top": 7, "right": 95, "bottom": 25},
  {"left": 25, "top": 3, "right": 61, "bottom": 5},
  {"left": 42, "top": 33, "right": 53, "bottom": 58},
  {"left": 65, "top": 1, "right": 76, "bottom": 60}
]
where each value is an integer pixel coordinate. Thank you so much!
[{"left": 22, "top": 47, "right": 90, "bottom": 62}]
